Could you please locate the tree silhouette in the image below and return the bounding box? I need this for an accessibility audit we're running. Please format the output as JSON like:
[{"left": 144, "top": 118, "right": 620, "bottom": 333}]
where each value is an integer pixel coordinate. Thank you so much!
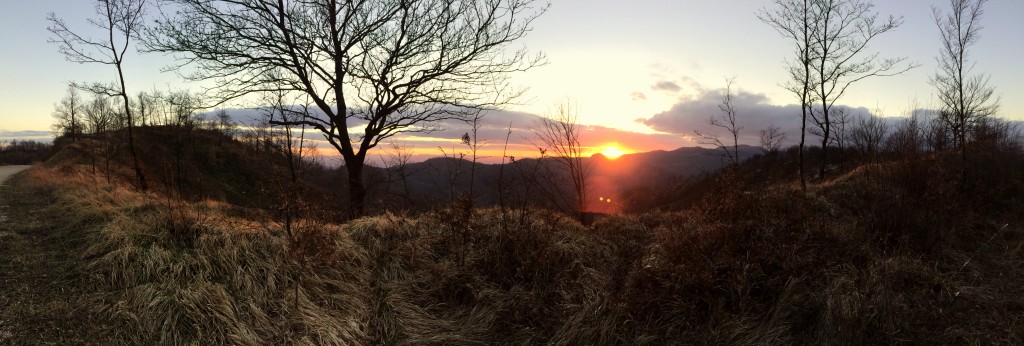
[
  {"left": 144, "top": 0, "right": 546, "bottom": 218},
  {"left": 535, "top": 101, "right": 590, "bottom": 220},
  {"left": 695, "top": 79, "right": 743, "bottom": 167},
  {"left": 48, "top": 0, "right": 149, "bottom": 191},
  {"left": 759, "top": 124, "right": 786, "bottom": 156},
  {"left": 759, "top": 0, "right": 818, "bottom": 191},
  {"left": 851, "top": 113, "right": 888, "bottom": 162},
  {"left": 807, "top": 0, "right": 916, "bottom": 178},
  {"left": 761, "top": 0, "right": 915, "bottom": 183},
  {"left": 51, "top": 85, "right": 84, "bottom": 140},
  {"left": 931, "top": 0, "right": 998, "bottom": 166}
]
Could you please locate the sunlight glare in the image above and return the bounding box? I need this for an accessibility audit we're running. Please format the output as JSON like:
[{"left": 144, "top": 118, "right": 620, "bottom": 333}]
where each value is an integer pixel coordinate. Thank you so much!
[{"left": 600, "top": 145, "right": 626, "bottom": 159}]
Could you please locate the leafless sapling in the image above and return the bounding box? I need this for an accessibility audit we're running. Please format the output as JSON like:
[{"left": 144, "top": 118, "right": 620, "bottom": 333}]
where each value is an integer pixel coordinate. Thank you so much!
[
  {"left": 51, "top": 85, "right": 84, "bottom": 140},
  {"left": 931, "top": 0, "right": 999, "bottom": 165},
  {"left": 807, "top": 0, "right": 917, "bottom": 178},
  {"left": 535, "top": 101, "right": 591, "bottom": 220},
  {"left": 759, "top": 0, "right": 818, "bottom": 191},
  {"left": 851, "top": 113, "right": 889, "bottom": 162},
  {"left": 383, "top": 143, "right": 416, "bottom": 210},
  {"left": 759, "top": 124, "right": 787, "bottom": 156},
  {"left": 49, "top": 0, "right": 149, "bottom": 191},
  {"left": 694, "top": 79, "right": 743, "bottom": 167},
  {"left": 830, "top": 107, "right": 852, "bottom": 169}
]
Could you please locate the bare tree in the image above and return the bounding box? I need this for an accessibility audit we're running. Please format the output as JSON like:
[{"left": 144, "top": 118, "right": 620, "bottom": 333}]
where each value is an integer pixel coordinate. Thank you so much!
[
  {"left": 259, "top": 89, "right": 324, "bottom": 310},
  {"left": 759, "top": 0, "right": 818, "bottom": 191},
  {"left": 84, "top": 93, "right": 116, "bottom": 135},
  {"left": 694, "top": 79, "right": 743, "bottom": 166},
  {"left": 157, "top": 89, "right": 204, "bottom": 196},
  {"left": 886, "top": 109, "right": 926, "bottom": 158},
  {"left": 51, "top": 85, "right": 84, "bottom": 140},
  {"left": 134, "top": 91, "right": 154, "bottom": 127},
  {"left": 144, "top": 0, "right": 546, "bottom": 218},
  {"left": 49, "top": 0, "right": 149, "bottom": 191},
  {"left": 926, "top": 115, "right": 953, "bottom": 152},
  {"left": 214, "top": 109, "right": 237, "bottom": 138},
  {"left": 931, "top": 0, "right": 998, "bottom": 165},
  {"left": 535, "top": 102, "right": 590, "bottom": 220},
  {"left": 464, "top": 110, "right": 487, "bottom": 204},
  {"left": 436, "top": 145, "right": 467, "bottom": 207},
  {"left": 851, "top": 113, "right": 888, "bottom": 162},
  {"left": 263, "top": 89, "right": 311, "bottom": 243},
  {"left": 79, "top": 92, "right": 121, "bottom": 182},
  {"left": 830, "top": 107, "right": 851, "bottom": 169},
  {"left": 383, "top": 143, "right": 417, "bottom": 210},
  {"left": 807, "top": 0, "right": 917, "bottom": 178},
  {"left": 759, "top": 124, "right": 787, "bottom": 156},
  {"left": 496, "top": 121, "right": 514, "bottom": 210},
  {"left": 163, "top": 90, "right": 202, "bottom": 128}
]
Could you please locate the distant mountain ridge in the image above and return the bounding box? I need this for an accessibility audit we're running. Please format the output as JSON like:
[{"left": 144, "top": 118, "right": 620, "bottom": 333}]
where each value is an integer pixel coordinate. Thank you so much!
[{"left": 360, "top": 144, "right": 762, "bottom": 213}]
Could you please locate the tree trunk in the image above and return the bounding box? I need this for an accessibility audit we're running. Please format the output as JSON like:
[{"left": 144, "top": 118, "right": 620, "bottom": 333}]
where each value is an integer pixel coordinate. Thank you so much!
[
  {"left": 799, "top": 105, "right": 807, "bottom": 191},
  {"left": 126, "top": 120, "right": 147, "bottom": 191},
  {"left": 345, "top": 158, "right": 366, "bottom": 219},
  {"left": 819, "top": 131, "right": 829, "bottom": 178},
  {"left": 116, "top": 62, "right": 147, "bottom": 192},
  {"left": 819, "top": 98, "right": 831, "bottom": 179}
]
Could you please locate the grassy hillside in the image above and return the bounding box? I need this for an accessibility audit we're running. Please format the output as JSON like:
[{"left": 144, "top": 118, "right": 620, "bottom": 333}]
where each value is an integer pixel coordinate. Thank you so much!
[{"left": 2, "top": 134, "right": 1023, "bottom": 344}]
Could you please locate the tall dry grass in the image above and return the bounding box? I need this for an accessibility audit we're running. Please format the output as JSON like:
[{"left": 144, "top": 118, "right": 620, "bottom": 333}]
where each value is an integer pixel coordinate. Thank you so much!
[
  {"left": 9, "top": 144, "right": 1024, "bottom": 344},
  {"left": 21, "top": 164, "right": 371, "bottom": 345}
]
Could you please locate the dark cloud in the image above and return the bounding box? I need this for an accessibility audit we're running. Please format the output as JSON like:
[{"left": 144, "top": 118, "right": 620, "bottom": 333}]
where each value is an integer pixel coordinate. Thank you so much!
[
  {"left": 0, "top": 130, "right": 54, "bottom": 142},
  {"left": 639, "top": 89, "right": 873, "bottom": 146},
  {"left": 652, "top": 81, "right": 681, "bottom": 93}
]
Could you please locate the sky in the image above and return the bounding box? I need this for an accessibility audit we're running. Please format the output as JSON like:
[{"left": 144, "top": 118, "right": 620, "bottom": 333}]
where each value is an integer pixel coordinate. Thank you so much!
[{"left": 2, "top": 0, "right": 1022, "bottom": 162}]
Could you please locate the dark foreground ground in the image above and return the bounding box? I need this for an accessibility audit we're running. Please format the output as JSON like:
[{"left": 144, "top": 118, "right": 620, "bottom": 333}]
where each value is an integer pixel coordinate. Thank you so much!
[{"left": 1, "top": 154, "right": 1023, "bottom": 344}]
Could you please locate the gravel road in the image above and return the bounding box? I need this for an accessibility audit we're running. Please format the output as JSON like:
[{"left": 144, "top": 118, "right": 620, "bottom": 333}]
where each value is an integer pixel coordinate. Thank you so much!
[{"left": 0, "top": 165, "right": 31, "bottom": 185}]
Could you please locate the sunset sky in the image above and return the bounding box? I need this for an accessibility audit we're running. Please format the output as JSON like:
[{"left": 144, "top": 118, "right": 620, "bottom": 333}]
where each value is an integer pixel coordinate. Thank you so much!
[{"left": 2, "top": 0, "right": 1022, "bottom": 163}]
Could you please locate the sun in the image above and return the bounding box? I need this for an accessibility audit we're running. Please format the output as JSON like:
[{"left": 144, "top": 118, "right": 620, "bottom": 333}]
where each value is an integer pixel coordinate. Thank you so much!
[{"left": 600, "top": 145, "right": 626, "bottom": 159}]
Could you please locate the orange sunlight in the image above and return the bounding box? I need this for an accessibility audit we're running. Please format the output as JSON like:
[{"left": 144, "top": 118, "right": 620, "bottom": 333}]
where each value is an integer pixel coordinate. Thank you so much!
[{"left": 599, "top": 145, "right": 627, "bottom": 159}]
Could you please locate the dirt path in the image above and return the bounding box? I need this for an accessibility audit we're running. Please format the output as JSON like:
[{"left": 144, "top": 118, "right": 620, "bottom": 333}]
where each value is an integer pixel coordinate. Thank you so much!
[
  {"left": 0, "top": 165, "right": 92, "bottom": 343},
  {"left": 0, "top": 165, "right": 31, "bottom": 186}
]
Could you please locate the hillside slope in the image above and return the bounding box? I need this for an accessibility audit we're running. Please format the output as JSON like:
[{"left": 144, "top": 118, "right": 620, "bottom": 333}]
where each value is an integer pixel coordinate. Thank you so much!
[{"left": 2, "top": 139, "right": 1023, "bottom": 343}]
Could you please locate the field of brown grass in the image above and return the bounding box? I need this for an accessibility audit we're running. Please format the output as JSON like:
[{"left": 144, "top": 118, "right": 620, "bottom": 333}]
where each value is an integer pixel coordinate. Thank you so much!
[{"left": 1, "top": 146, "right": 1023, "bottom": 344}]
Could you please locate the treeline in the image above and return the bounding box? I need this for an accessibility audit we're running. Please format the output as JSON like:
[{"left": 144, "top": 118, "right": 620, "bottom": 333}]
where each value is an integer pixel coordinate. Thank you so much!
[
  {"left": 41, "top": 0, "right": 1023, "bottom": 222},
  {"left": 811, "top": 109, "right": 1022, "bottom": 167},
  {"left": 623, "top": 110, "right": 1024, "bottom": 214},
  {"left": 0, "top": 140, "right": 54, "bottom": 165},
  {"left": 51, "top": 86, "right": 237, "bottom": 140}
]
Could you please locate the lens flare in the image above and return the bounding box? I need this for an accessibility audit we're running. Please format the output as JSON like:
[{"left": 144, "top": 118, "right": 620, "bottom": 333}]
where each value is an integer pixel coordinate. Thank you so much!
[{"left": 600, "top": 145, "right": 626, "bottom": 159}]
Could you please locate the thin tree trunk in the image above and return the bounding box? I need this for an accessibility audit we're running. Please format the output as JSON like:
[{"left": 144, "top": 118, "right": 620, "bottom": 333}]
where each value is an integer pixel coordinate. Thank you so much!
[
  {"left": 116, "top": 63, "right": 147, "bottom": 192},
  {"left": 820, "top": 126, "right": 829, "bottom": 178},
  {"left": 799, "top": 0, "right": 811, "bottom": 192},
  {"left": 799, "top": 104, "right": 808, "bottom": 191}
]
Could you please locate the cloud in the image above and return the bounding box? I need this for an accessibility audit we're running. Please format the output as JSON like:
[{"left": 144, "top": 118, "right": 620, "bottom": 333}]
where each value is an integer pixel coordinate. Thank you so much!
[
  {"left": 652, "top": 81, "right": 681, "bottom": 93},
  {"left": 353, "top": 110, "right": 690, "bottom": 164},
  {"left": 217, "top": 106, "right": 691, "bottom": 163},
  {"left": 630, "top": 92, "right": 647, "bottom": 101},
  {"left": 639, "top": 88, "right": 873, "bottom": 146},
  {"left": 0, "top": 130, "right": 53, "bottom": 142}
]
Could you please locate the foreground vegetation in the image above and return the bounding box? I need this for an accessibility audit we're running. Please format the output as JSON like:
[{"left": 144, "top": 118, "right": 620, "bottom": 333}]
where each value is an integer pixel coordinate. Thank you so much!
[{"left": 2, "top": 134, "right": 1023, "bottom": 344}]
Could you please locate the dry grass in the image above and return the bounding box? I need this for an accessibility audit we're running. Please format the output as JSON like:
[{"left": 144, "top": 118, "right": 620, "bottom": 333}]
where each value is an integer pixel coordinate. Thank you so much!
[{"left": 2, "top": 147, "right": 1023, "bottom": 344}]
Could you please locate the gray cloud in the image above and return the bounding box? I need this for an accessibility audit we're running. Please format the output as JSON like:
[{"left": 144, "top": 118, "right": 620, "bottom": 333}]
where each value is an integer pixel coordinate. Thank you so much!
[
  {"left": 630, "top": 92, "right": 647, "bottom": 101},
  {"left": 652, "top": 81, "right": 681, "bottom": 93},
  {"left": 639, "top": 89, "right": 873, "bottom": 147},
  {"left": 0, "top": 130, "right": 54, "bottom": 142}
]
